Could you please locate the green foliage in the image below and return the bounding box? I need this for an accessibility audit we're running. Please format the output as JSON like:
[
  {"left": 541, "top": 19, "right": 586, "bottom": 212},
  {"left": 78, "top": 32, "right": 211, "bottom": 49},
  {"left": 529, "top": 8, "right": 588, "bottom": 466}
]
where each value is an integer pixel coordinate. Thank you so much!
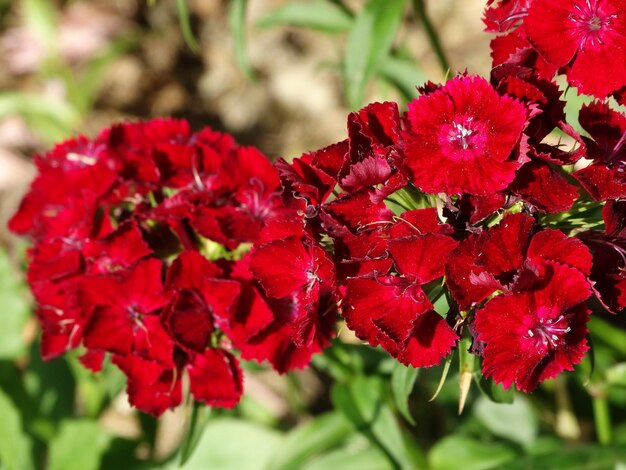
[
  {"left": 48, "top": 420, "right": 110, "bottom": 470},
  {"left": 0, "top": 389, "right": 35, "bottom": 470},
  {"left": 268, "top": 412, "right": 352, "bottom": 469},
  {"left": 256, "top": 1, "right": 353, "bottom": 32},
  {"left": 473, "top": 396, "right": 538, "bottom": 448},
  {"left": 343, "top": 0, "right": 406, "bottom": 109},
  {"left": 391, "top": 361, "right": 418, "bottom": 425},
  {"left": 175, "top": 418, "right": 281, "bottom": 470},
  {"left": 428, "top": 435, "right": 517, "bottom": 470},
  {"left": 0, "top": 249, "right": 30, "bottom": 359},
  {"left": 175, "top": 0, "right": 200, "bottom": 52},
  {"left": 229, "top": 0, "right": 255, "bottom": 82}
]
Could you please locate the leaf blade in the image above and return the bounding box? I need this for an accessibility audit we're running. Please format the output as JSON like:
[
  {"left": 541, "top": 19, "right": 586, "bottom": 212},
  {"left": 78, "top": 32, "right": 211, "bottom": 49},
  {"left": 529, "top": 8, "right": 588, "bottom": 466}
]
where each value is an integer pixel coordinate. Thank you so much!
[{"left": 343, "top": 0, "right": 406, "bottom": 109}]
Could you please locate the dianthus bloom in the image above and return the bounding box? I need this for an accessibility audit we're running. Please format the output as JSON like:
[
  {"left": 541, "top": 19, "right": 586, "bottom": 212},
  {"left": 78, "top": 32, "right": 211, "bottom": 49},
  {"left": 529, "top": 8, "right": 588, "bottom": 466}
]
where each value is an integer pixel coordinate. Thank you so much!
[
  {"left": 10, "top": 118, "right": 339, "bottom": 415},
  {"left": 475, "top": 261, "right": 591, "bottom": 392},
  {"left": 524, "top": 0, "right": 626, "bottom": 98},
  {"left": 404, "top": 75, "right": 529, "bottom": 195},
  {"left": 446, "top": 213, "right": 593, "bottom": 391}
]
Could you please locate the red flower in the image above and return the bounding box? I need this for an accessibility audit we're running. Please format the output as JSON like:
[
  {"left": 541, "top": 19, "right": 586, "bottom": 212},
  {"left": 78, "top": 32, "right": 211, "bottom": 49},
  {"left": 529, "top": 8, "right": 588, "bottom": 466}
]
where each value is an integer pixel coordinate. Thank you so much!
[
  {"left": 446, "top": 213, "right": 592, "bottom": 310},
  {"left": 475, "top": 261, "right": 591, "bottom": 392},
  {"left": 580, "top": 201, "right": 626, "bottom": 313},
  {"left": 342, "top": 211, "right": 459, "bottom": 367},
  {"left": 222, "top": 257, "right": 336, "bottom": 373},
  {"left": 525, "top": 0, "right": 626, "bottom": 98},
  {"left": 574, "top": 102, "right": 626, "bottom": 201},
  {"left": 404, "top": 75, "right": 528, "bottom": 195},
  {"left": 163, "top": 251, "right": 240, "bottom": 353},
  {"left": 483, "top": 0, "right": 531, "bottom": 32},
  {"left": 80, "top": 258, "right": 173, "bottom": 365}
]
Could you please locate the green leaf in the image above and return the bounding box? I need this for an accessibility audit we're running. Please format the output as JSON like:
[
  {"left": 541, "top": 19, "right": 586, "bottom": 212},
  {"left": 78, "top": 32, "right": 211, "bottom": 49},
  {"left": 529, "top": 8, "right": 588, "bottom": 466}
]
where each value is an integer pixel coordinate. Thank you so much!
[
  {"left": 229, "top": 0, "right": 255, "bottom": 81},
  {"left": 302, "top": 437, "right": 395, "bottom": 470},
  {"left": 506, "top": 445, "right": 626, "bottom": 470},
  {"left": 0, "top": 249, "right": 30, "bottom": 359},
  {"left": 606, "top": 362, "right": 626, "bottom": 387},
  {"left": 473, "top": 396, "right": 538, "bottom": 448},
  {"left": 391, "top": 362, "right": 418, "bottom": 425},
  {"left": 474, "top": 375, "right": 514, "bottom": 404},
  {"left": 24, "top": 344, "right": 75, "bottom": 427},
  {"left": 0, "top": 92, "right": 80, "bottom": 142},
  {"left": 48, "top": 420, "right": 110, "bottom": 470},
  {"left": 0, "top": 389, "right": 34, "bottom": 470},
  {"left": 176, "top": 0, "right": 200, "bottom": 52},
  {"left": 343, "top": 0, "right": 406, "bottom": 109},
  {"left": 332, "top": 376, "right": 417, "bottom": 469},
  {"left": 378, "top": 55, "right": 426, "bottom": 101},
  {"left": 589, "top": 316, "right": 626, "bottom": 357},
  {"left": 256, "top": 1, "right": 353, "bottom": 32},
  {"left": 429, "top": 353, "right": 453, "bottom": 402},
  {"left": 428, "top": 435, "right": 517, "bottom": 470},
  {"left": 177, "top": 418, "right": 281, "bottom": 470},
  {"left": 269, "top": 412, "right": 353, "bottom": 470},
  {"left": 23, "top": 0, "right": 57, "bottom": 53},
  {"left": 179, "top": 402, "right": 212, "bottom": 466}
]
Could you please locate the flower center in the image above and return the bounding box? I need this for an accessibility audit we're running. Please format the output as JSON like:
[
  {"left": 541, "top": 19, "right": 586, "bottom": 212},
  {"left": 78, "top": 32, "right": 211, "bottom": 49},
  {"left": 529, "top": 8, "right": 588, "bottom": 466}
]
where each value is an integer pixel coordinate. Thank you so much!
[
  {"left": 568, "top": 0, "right": 618, "bottom": 47},
  {"left": 525, "top": 314, "right": 571, "bottom": 350},
  {"left": 448, "top": 120, "right": 475, "bottom": 150}
]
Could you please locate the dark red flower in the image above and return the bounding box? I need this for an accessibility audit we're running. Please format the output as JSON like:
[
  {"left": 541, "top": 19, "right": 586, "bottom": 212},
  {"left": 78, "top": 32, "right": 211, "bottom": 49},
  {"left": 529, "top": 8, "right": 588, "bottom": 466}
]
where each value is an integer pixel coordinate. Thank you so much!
[
  {"left": 574, "top": 102, "right": 626, "bottom": 201},
  {"left": 163, "top": 251, "right": 240, "bottom": 352},
  {"left": 579, "top": 201, "right": 626, "bottom": 313},
  {"left": 187, "top": 348, "right": 243, "bottom": 408},
  {"left": 80, "top": 258, "right": 173, "bottom": 365},
  {"left": 222, "top": 257, "right": 336, "bottom": 373},
  {"left": 113, "top": 354, "right": 182, "bottom": 416},
  {"left": 525, "top": 0, "right": 626, "bottom": 98},
  {"left": 483, "top": 0, "right": 531, "bottom": 32},
  {"left": 343, "top": 277, "right": 458, "bottom": 367},
  {"left": 404, "top": 75, "right": 528, "bottom": 195},
  {"left": 475, "top": 261, "right": 591, "bottom": 392},
  {"left": 446, "top": 213, "right": 592, "bottom": 309}
]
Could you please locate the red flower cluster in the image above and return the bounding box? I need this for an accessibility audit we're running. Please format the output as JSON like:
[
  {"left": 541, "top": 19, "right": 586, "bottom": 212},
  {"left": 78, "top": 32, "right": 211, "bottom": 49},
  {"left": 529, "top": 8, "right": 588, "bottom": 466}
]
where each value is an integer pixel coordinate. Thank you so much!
[
  {"left": 9, "top": 119, "right": 338, "bottom": 415},
  {"left": 11, "top": 0, "right": 626, "bottom": 412},
  {"left": 486, "top": 0, "right": 626, "bottom": 100}
]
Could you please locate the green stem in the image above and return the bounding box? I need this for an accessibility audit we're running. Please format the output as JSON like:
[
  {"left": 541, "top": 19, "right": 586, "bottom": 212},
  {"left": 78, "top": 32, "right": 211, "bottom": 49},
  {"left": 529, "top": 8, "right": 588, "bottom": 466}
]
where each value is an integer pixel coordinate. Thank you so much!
[
  {"left": 592, "top": 394, "right": 612, "bottom": 445},
  {"left": 411, "top": 0, "right": 451, "bottom": 75}
]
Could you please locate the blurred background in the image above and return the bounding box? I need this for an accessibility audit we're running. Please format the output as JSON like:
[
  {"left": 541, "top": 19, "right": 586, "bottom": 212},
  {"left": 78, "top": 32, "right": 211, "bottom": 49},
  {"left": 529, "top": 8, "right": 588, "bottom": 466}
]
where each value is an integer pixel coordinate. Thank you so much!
[{"left": 4, "top": 1, "right": 626, "bottom": 469}]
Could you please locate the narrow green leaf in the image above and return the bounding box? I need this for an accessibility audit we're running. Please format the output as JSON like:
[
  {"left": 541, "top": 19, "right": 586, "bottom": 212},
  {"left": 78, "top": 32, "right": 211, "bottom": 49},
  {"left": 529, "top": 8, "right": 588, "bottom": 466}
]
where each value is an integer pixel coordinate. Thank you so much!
[
  {"left": 269, "top": 412, "right": 353, "bottom": 470},
  {"left": 332, "top": 376, "right": 417, "bottom": 469},
  {"left": 177, "top": 418, "right": 281, "bottom": 470},
  {"left": 428, "top": 435, "right": 517, "bottom": 470},
  {"left": 378, "top": 55, "right": 426, "bottom": 101},
  {"left": 176, "top": 0, "right": 200, "bottom": 52},
  {"left": 429, "top": 353, "right": 453, "bottom": 401},
  {"left": 229, "top": 0, "right": 255, "bottom": 81},
  {"left": 48, "top": 420, "right": 110, "bottom": 470},
  {"left": 23, "top": 0, "right": 57, "bottom": 53},
  {"left": 256, "top": 1, "right": 353, "bottom": 32},
  {"left": 0, "top": 249, "right": 30, "bottom": 359},
  {"left": 473, "top": 396, "right": 538, "bottom": 448},
  {"left": 0, "top": 389, "right": 34, "bottom": 470},
  {"left": 391, "top": 362, "right": 418, "bottom": 425},
  {"left": 458, "top": 335, "right": 475, "bottom": 414},
  {"left": 0, "top": 92, "right": 80, "bottom": 141},
  {"left": 180, "top": 401, "right": 212, "bottom": 466},
  {"left": 343, "top": 0, "right": 406, "bottom": 109}
]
